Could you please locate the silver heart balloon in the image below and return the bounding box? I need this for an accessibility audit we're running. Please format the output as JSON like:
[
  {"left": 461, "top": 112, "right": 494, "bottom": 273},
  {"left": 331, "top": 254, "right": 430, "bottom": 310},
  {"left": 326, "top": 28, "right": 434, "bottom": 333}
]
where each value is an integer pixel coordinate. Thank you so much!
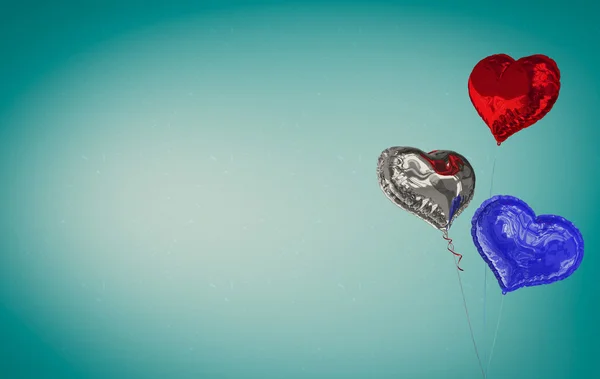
[{"left": 377, "top": 146, "right": 476, "bottom": 231}]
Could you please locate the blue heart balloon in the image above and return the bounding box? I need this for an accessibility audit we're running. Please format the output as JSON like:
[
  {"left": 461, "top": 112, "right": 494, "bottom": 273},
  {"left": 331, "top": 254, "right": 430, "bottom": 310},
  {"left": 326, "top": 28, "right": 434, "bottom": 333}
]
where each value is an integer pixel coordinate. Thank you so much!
[{"left": 471, "top": 195, "right": 584, "bottom": 294}]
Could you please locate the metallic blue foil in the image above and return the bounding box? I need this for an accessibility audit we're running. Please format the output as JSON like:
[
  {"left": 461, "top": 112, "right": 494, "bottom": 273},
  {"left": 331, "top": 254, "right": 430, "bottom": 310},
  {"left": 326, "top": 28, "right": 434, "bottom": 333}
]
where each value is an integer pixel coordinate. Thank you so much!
[{"left": 471, "top": 195, "right": 584, "bottom": 294}]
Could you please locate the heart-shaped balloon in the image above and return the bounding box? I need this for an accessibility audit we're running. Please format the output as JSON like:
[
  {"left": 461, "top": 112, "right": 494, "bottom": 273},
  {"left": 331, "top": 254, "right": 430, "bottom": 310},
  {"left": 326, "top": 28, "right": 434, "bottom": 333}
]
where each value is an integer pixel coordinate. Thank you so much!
[
  {"left": 471, "top": 195, "right": 584, "bottom": 294},
  {"left": 377, "top": 146, "right": 476, "bottom": 231},
  {"left": 468, "top": 54, "right": 561, "bottom": 145}
]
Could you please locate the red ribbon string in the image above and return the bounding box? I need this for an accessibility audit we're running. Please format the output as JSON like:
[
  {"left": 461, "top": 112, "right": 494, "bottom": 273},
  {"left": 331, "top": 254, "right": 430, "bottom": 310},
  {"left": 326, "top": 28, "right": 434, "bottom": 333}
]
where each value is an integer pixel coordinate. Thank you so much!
[{"left": 443, "top": 231, "right": 464, "bottom": 271}]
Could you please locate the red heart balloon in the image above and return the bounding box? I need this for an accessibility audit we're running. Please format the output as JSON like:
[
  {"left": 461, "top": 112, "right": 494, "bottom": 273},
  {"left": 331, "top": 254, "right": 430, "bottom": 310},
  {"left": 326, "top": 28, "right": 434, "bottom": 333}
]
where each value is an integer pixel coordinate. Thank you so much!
[{"left": 468, "top": 54, "right": 561, "bottom": 145}]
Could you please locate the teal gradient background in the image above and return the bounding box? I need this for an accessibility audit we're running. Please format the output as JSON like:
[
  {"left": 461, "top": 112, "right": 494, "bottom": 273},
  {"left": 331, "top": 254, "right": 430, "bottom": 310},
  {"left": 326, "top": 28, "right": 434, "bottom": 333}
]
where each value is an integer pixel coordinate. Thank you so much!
[{"left": 1, "top": 1, "right": 598, "bottom": 378}]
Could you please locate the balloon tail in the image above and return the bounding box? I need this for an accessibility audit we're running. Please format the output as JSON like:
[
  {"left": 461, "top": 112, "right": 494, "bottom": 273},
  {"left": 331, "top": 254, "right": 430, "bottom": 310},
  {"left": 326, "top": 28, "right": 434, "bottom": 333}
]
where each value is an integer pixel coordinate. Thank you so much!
[
  {"left": 447, "top": 236, "right": 486, "bottom": 379},
  {"left": 442, "top": 230, "right": 463, "bottom": 271},
  {"left": 486, "top": 295, "right": 505, "bottom": 375}
]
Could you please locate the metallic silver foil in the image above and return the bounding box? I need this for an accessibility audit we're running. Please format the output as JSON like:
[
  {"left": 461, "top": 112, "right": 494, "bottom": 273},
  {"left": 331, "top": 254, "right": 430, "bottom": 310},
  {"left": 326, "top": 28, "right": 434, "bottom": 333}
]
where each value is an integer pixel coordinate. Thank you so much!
[{"left": 377, "top": 146, "right": 476, "bottom": 231}]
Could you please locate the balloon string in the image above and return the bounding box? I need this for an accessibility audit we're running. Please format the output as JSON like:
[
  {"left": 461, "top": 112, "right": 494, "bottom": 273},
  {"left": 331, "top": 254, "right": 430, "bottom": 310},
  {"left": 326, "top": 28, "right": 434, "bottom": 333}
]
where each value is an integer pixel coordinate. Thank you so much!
[
  {"left": 445, "top": 231, "right": 486, "bottom": 378},
  {"left": 483, "top": 152, "right": 497, "bottom": 373},
  {"left": 486, "top": 294, "right": 505, "bottom": 375},
  {"left": 489, "top": 155, "right": 497, "bottom": 198},
  {"left": 443, "top": 230, "right": 463, "bottom": 271}
]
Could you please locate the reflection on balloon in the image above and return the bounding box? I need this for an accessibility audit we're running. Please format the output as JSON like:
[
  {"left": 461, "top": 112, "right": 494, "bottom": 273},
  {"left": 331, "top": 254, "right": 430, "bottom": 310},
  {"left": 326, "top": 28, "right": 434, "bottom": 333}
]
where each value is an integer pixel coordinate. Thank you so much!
[
  {"left": 471, "top": 195, "right": 584, "bottom": 294},
  {"left": 468, "top": 54, "right": 561, "bottom": 145},
  {"left": 377, "top": 146, "right": 476, "bottom": 231}
]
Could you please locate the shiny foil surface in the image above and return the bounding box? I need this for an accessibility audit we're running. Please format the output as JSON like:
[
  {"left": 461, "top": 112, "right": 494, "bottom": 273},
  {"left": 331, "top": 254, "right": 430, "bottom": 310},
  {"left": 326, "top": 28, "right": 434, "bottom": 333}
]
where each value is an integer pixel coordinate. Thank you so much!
[
  {"left": 471, "top": 195, "right": 584, "bottom": 294},
  {"left": 468, "top": 54, "right": 561, "bottom": 145},
  {"left": 377, "top": 146, "right": 476, "bottom": 231}
]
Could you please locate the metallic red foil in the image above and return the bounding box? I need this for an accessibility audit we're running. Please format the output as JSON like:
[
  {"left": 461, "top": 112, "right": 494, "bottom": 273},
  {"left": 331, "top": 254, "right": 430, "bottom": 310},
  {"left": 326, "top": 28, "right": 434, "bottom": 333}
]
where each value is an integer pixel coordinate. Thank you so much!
[{"left": 468, "top": 54, "right": 561, "bottom": 145}]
